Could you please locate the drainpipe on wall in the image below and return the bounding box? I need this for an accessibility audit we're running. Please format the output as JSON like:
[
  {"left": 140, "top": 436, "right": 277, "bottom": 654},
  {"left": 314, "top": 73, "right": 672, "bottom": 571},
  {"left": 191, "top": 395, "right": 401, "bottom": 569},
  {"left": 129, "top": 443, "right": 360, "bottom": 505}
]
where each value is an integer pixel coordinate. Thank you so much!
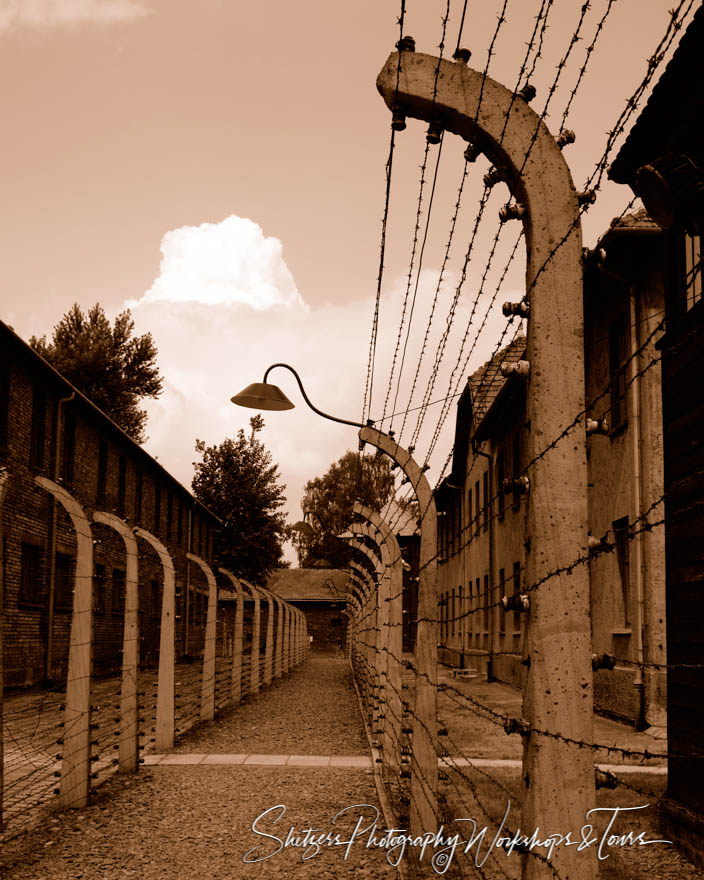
[
  {"left": 628, "top": 287, "right": 647, "bottom": 729},
  {"left": 473, "top": 445, "right": 494, "bottom": 681},
  {"left": 46, "top": 391, "right": 75, "bottom": 682}
]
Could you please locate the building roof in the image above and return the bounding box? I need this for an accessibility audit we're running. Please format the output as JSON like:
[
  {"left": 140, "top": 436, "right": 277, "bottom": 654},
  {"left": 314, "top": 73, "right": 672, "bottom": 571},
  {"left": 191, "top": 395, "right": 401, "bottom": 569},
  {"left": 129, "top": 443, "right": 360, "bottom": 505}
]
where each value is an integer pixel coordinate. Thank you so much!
[
  {"left": 0, "top": 319, "right": 219, "bottom": 523},
  {"left": 266, "top": 568, "right": 349, "bottom": 601},
  {"left": 608, "top": 3, "right": 704, "bottom": 184},
  {"left": 469, "top": 336, "right": 527, "bottom": 427},
  {"left": 378, "top": 497, "right": 419, "bottom": 536}
]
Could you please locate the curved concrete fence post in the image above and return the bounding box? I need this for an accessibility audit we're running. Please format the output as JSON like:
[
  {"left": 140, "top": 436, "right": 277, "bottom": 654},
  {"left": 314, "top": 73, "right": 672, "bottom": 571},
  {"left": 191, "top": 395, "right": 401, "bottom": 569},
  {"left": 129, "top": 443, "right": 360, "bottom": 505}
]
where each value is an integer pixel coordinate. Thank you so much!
[
  {"left": 93, "top": 513, "right": 139, "bottom": 773},
  {"left": 358, "top": 428, "right": 438, "bottom": 838},
  {"left": 186, "top": 553, "right": 217, "bottom": 721},
  {"left": 0, "top": 469, "right": 9, "bottom": 828},
  {"left": 219, "top": 570, "right": 245, "bottom": 703},
  {"left": 240, "top": 579, "right": 261, "bottom": 693},
  {"left": 347, "top": 570, "right": 374, "bottom": 699},
  {"left": 281, "top": 601, "right": 290, "bottom": 673},
  {"left": 134, "top": 528, "right": 176, "bottom": 750},
  {"left": 347, "top": 537, "right": 382, "bottom": 694},
  {"left": 354, "top": 503, "right": 404, "bottom": 778},
  {"left": 35, "top": 477, "right": 93, "bottom": 809},
  {"left": 273, "top": 593, "right": 284, "bottom": 678},
  {"left": 256, "top": 586, "right": 275, "bottom": 686},
  {"left": 376, "top": 47, "right": 593, "bottom": 877}
]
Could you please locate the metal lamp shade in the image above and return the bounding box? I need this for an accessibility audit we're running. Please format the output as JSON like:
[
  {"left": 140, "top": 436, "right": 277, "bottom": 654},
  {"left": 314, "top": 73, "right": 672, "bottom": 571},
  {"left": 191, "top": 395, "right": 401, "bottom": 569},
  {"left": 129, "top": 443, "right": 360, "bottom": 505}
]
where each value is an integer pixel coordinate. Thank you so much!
[
  {"left": 290, "top": 520, "right": 315, "bottom": 536},
  {"left": 230, "top": 382, "right": 295, "bottom": 411}
]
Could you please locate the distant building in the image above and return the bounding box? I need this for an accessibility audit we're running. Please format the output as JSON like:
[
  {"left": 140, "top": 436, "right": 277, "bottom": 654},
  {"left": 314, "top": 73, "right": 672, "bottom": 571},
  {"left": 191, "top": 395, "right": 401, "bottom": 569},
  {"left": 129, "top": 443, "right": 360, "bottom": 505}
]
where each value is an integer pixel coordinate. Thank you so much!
[
  {"left": 608, "top": 3, "right": 704, "bottom": 864},
  {"left": 436, "top": 209, "right": 667, "bottom": 728},
  {"left": 267, "top": 568, "right": 348, "bottom": 651},
  {"left": 0, "top": 320, "right": 219, "bottom": 686}
]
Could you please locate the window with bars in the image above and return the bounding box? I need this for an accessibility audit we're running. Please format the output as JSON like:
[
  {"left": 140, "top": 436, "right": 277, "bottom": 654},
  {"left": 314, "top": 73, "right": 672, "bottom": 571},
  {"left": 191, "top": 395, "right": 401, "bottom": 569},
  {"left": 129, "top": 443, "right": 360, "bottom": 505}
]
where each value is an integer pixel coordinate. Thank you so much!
[
  {"left": 55, "top": 552, "right": 74, "bottom": 609},
  {"left": 609, "top": 316, "right": 628, "bottom": 431},
  {"left": 498, "top": 568, "right": 506, "bottom": 635},
  {"left": 151, "top": 579, "right": 161, "bottom": 618},
  {"left": 482, "top": 471, "right": 489, "bottom": 529},
  {"left": 20, "top": 543, "right": 44, "bottom": 604},
  {"left": 474, "top": 479, "right": 480, "bottom": 535},
  {"left": 497, "top": 452, "right": 505, "bottom": 520},
  {"left": 94, "top": 563, "right": 106, "bottom": 613},
  {"left": 613, "top": 516, "right": 630, "bottom": 627}
]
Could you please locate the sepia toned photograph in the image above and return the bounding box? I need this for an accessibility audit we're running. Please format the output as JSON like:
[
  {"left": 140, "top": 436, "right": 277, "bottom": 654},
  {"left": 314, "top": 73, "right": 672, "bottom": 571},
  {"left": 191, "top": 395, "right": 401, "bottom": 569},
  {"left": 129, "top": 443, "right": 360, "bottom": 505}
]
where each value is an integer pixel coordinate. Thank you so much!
[{"left": 0, "top": 1, "right": 703, "bottom": 877}]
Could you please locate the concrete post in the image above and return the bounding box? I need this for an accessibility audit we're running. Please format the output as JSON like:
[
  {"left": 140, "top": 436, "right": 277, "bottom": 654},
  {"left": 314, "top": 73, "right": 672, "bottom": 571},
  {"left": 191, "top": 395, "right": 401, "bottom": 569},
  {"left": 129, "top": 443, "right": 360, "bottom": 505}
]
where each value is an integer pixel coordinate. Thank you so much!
[
  {"left": 240, "top": 580, "right": 261, "bottom": 693},
  {"left": 256, "top": 586, "right": 276, "bottom": 686},
  {"left": 376, "top": 50, "right": 594, "bottom": 879},
  {"left": 272, "top": 592, "right": 284, "bottom": 678},
  {"left": 134, "top": 528, "right": 175, "bottom": 750},
  {"left": 348, "top": 539, "right": 382, "bottom": 706},
  {"left": 354, "top": 504, "right": 404, "bottom": 778},
  {"left": 220, "top": 570, "right": 245, "bottom": 703},
  {"left": 358, "top": 428, "right": 438, "bottom": 839},
  {"left": 35, "top": 477, "right": 93, "bottom": 809},
  {"left": 93, "top": 513, "right": 139, "bottom": 773},
  {"left": 186, "top": 554, "right": 217, "bottom": 721}
]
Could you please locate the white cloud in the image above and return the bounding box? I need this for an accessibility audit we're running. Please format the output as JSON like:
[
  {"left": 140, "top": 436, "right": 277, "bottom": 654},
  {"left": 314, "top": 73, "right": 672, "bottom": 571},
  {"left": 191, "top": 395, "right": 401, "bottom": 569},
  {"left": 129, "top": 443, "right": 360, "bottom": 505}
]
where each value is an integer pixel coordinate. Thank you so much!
[
  {"left": 133, "top": 215, "right": 307, "bottom": 311},
  {"left": 126, "top": 214, "right": 513, "bottom": 563},
  {"left": 0, "top": 0, "right": 148, "bottom": 32}
]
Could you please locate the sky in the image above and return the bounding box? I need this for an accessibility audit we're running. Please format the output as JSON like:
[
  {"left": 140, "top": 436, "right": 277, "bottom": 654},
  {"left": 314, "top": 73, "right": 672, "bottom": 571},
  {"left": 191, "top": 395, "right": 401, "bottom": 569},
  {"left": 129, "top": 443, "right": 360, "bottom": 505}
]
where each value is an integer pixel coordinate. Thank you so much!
[{"left": 0, "top": 0, "right": 695, "bottom": 561}]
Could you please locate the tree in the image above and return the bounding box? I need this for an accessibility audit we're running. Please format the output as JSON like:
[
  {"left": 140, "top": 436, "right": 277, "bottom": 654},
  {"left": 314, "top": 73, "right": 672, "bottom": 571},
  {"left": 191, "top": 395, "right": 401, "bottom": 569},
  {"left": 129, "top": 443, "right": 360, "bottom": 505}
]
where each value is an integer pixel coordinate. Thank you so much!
[
  {"left": 192, "top": 416, "right": 287, "bottom": 585},
  {"left": 30, "top": 303, "right": 163, "bottom": 444},
  {"left": 294, "top": 450, "right": 396, "bottom": 569}
]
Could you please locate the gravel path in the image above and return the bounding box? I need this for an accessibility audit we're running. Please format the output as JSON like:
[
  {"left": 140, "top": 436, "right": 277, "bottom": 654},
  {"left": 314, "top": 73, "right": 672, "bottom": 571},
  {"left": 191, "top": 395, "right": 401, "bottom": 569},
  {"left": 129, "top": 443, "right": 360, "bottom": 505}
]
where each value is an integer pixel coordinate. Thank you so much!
[{"left": 0, "top": 657, "right": 398, "bottom": 879}]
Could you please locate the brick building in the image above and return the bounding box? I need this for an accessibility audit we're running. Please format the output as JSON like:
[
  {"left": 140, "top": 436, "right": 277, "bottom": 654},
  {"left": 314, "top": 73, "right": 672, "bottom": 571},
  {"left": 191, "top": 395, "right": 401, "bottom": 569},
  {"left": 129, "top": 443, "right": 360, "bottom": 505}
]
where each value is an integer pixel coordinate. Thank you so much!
[
  {"left": 267, "top": 568, "right": 348, "bottom": 652},
  {"left": 0, "top": 319, "right": 219, "bottom": 687},
  {"left": 436, "top": 211, "right": 667, "bottom": 728}
]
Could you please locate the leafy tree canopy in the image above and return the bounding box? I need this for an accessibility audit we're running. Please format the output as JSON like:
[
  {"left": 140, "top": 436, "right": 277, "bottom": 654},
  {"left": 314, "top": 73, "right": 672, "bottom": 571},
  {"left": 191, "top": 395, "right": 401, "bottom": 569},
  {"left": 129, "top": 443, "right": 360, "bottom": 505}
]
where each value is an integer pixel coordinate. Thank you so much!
[
  {"left": 30, "top": 303, "right": 163, "bottom": 444},
  {"left": 192, "top": 415, "right": 287, "bottom": 585},
  {"left": 293, "top": 450, "right": 395, "bottom": 569}
]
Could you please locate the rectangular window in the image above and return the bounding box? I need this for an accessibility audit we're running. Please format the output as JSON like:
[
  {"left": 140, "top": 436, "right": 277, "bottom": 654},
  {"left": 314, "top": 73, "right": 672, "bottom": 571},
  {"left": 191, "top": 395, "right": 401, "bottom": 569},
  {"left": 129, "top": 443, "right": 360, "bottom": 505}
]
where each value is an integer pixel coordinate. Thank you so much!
[
  {"left": 55, "top": 552, "right": 74, "bottom": 609},
  {"left": 513, "top": 561, "right": 521, "bottom": 633},
  {"left": 497, "top": 452, "right": 505, "bottom": 520},
  {"left": 112, "top": 568, "right": 126, "bottom": 614},
  {"left": 117, "top": 456, "right": 127, "bottom": 516},
  {"left": 97, "top": 440, "right": 108, "bottom": 503},
  {"left": 467, "top": 489, "right": 473, "bottom": 539},
  {"left": 135, "top": 470, "right": 143, "bottom": 525},
  {"left": 154, "top": 484, "right": 161, "bottom": 535},
  {"left": 166, "top": 492, "right": 173, "bottom": 543},
  {"left": 483, "top": 471, "right": 489, "bottom": 530},
  {"left": 94, "top": 563, "right": 106, "bottom": 613},
  {"left": 483, "top": 574, "right": 489, "bottom": 632},
  {"left": 685, "top": 233, "right": 703, "bottom": 311},
  {"left": 60, "top": 411, "right": 76, "bottom": 486},
  {"left": 613, "top": 516, "right": 630, "bottom": 627},
  {"left": 0, "top": 357, "right": 10, "bottom": 450},
  {"left": 609, "top": 316, "right": 628, "bottom": 431},
  {"left": 20, "top": 543, "right": 43, "bottom": 604},
  {"left": 29, "top": 388, "right": 47, "bottom": 469}
]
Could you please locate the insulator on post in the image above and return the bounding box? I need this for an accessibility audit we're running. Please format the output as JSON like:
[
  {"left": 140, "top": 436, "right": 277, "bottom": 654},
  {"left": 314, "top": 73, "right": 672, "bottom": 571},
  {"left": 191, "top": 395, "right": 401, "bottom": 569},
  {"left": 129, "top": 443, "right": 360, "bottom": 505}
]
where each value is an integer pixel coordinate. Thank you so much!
[
  {"left": 588, "top": 534, "right": 610, "bottom": 553},
  {"left": 499, "top": 202, "right": 526, "bottom": 222},
  {"left": 516, "top": 83, "right": 536, "bottom": 103},
  {"left": 596, "top": 769, "right": 619, "bottom": 790},
  {"left": 391, "top": 106, "right": 406, "bottom": 132},
  {"left": 453, "top": 47, "right": 471, "bottom": 64},
  {"left": 578, "top": 189, "right": 597, "bottom": 207},
  {"left": 500, "top": 360, "right": 530, "bottom": 378},
  {"left": 586, "top": 417, "right": 609, "bottom": 435},
  {"left": 592, "top": 652, "right": 616, "bottom": 671},
  {"left": 483, "top": 166, "right": 506, "bottom": 188},
  {"left": 426, "top": 121, "right": 443, "bottom": 144},
  {"left": 503, "top": 717, "right": 529, "bottom": 736},
  {"left": 582, "top": 246, "right": 606, "bottom": 266},
  {"left": 502, "top": 593, "right": 530, "bottom": 613},
  {"left": 464, "top": 141, "right": 481, "bottom": 163},
  {"left": 502, "top": 300, "right": 530, "bottom": 318},
  {"left": 396, "top": 35, "right": 416, "bottom": 53},
  {"left": 557, "top": 129, "right": 576, "bottom": 149},
  {"left": 502, "top": 475, "right": 530, "bottom": 495}
]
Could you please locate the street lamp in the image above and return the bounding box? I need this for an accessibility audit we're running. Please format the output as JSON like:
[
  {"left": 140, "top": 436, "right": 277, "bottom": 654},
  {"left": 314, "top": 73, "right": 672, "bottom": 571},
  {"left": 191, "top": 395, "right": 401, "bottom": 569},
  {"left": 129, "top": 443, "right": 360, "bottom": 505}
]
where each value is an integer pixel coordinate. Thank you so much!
[{"left": 231, "top": 363, "right": 373, "bottom": 428}]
